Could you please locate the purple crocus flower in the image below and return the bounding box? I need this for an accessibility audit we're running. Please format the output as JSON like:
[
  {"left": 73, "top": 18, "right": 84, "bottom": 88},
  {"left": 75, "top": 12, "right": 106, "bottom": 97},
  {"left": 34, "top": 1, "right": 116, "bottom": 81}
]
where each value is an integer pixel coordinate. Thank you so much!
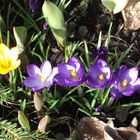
[
  {"left": 93, "top": 44, "right": 108, "bottom": 59},
  {"left": 54, "top": 57, "right": 85, "bottom": 86},
  {"left": 110, "top": 65, "right": 140, "bottom": 99},
  {"left": 24, "top": 60, "right": 58, "bottom": 91},
  {"left": 86, "top": 59, "right": 113, "bottom": 89},
  {"left": 29, "top": 0, "right": 43, "bottom": 12}
]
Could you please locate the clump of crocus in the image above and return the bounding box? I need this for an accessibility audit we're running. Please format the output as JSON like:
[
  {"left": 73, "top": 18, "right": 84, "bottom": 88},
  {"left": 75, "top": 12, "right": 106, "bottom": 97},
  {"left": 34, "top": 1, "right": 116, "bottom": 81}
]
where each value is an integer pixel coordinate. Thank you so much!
[
  {"left": 110, "top": 65, "right": 140, "bottom": 99},
  {"left": 0, "top": 43, "right": 21, "bottom": 74},
  {"left": 29, "top": 0, "right": 43, "bottom": 12},
  {"left": 54, "top": 57, "right": 85, "bottom": 86},
  {"left": 86, "top": 59, "right": 113, "bottom": 89},
  {"left": 24, "top": 60, "right": 58, "bottom": 91}
]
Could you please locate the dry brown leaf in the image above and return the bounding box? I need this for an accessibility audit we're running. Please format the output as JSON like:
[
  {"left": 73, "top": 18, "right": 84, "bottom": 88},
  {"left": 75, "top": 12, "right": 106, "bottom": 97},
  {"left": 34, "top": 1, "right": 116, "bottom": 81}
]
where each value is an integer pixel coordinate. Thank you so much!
[
  {"left": 116, "top": 127, "right": 140, "bottom": 140},
  {"left": 122, "top": 0, "right": 140, "bottom": 30},
  {"left": 76, "top": 117, "right": 140, "bottom": 140},
  {"left": 76, "top": 117, "right": 112, "bottom": 140}
]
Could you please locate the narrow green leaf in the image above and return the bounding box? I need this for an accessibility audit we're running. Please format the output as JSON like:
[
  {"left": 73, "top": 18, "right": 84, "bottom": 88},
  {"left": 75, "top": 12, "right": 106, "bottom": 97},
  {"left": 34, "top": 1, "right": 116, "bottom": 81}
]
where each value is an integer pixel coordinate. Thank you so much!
[
  {"left": 49, "top": 99, "right": 59, "bottom": 110},
  {"left": 0, "top": 15, "right": 6, "bottom": 32}
]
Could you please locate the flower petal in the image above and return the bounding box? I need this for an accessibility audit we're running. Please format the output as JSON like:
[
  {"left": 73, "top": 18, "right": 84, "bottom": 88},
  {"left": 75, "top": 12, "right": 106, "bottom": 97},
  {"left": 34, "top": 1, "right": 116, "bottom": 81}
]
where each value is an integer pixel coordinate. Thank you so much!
[
  {"left": 0, "top": 67, "right": 10, "bottom": 74},
  {"left": 24, "top": 77, "right": 44, "bottom": 89},
  {"left": 118, "top": 67, "right": 138, "bottom": 84},
  {"left": 10, "top": 60, "right": 21, "bottom": 70},
  {"left": 0, "top": 43, "right": 9, "bottom": 57},
  {"left": 65, "top": 79, "right": 83, "bottom": 86},
  {"left": 128, "top": 67, "right": 138, "bottom": 84},
  {"left": 45, "top": 67, "right": 58, "bottom": 87},
  {"left": 58, "top": 64, "right": 74, "bottom": 78},
  {"left": 117, "top": 82, "right": 135, "bottom": 96},
  {"left": 9, "top": 47, "right": 19, "bottom": 60},
  {"left": 102, "top": 67, "right": 112, "bottom": 80},
  {"left": 27, "top": 64, "right": 41, "bottom": 77},
  {"left": 110, "top": 88, "right": 123, "bottom": 99},
  {"left": 95, "top": 59, "right": 108, "bottom": 67},
  {"left": 54, "top": 74, "right": 67, "bottom": 86},
  {"left": 86, "top": 75, "right": 95, "bottom": 88},
  {"left": 133, "top": 78, "right": 140, "bottom": 90},
  {"left": 67, "top": 57, "right": 83, "bottom": 72},
  {"left": 40, "top": 60, "right": 52, "bottom": 79}
]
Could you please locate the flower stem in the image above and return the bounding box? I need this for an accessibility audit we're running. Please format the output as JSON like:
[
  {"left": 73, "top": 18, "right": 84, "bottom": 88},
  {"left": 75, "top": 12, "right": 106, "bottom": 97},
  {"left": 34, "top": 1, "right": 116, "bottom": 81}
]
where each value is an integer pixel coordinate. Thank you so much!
[
  {"left": 91, "top": 89, "right": 100, "bottom": 109},
  {"left": 9, "top": 70, "right": 16, "bottom": 92},
  {"left": 101, "top": 86, "right": 112, "bottom": 107}
]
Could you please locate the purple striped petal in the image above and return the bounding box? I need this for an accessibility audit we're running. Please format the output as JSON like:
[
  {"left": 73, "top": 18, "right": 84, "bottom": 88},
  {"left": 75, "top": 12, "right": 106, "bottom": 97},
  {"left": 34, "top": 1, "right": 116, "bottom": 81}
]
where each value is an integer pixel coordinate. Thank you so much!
[
  {"left": 24, "top": 77, "right": 43, "bottom": 89},
  {"left": 117, "top": 67, "right": 138, "bottom": 84},
  {"left": 95, "top": 59, "right": 108, "bottom": 67},
  {"left": 65, "top": 79, "right": 83, "bottom": 86},
  {"left": 133, "top": 78, "right": 140, "bottom": 90},
  {"left": 45, "top": 67, "right": 58, "bottom": 87},
  {"left": 54, "top": 74, "right": 68, "bottom": 86},
  {"left": 67, "top": 57, "right": 80, "bottom": 69},
  {"left": 40, "top": 60, "right": 52, "bottom": 79},
  {"left": 58, "top": 64, "right": 74, "bottom": 78},
  {"left": 27, "top": 64, "right": 41, "bottom": 77},
  {"left": 110, "top": 88, "right": 123, "bottom": 99},
  {"left": 67, "top": 57, "right": 85, "bottom": 76},
  {"left": 128, "top": 67, "right": 138, "bottom": 84}
]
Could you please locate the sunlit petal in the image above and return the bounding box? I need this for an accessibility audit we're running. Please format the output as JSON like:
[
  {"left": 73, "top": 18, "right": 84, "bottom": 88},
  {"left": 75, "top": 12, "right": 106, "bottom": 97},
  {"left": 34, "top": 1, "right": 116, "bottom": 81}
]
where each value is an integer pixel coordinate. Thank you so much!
[
  {"left": 24, "top": 77, "right": 43, "bottom": 88},
  {"left": 0, "top": 43, "right": 10, "bottom": 57},
  {"left": 10, "top": 60, "right": 21, "bottom": 70},
  {"left": 27, "top": 64, "right": 41, "bottom": 77},
  {"left": 40, "top": 60, "right": 52, "bottom": 79},
  {"left": 9, "top": 47, "right": 19, "bottom": 60}
]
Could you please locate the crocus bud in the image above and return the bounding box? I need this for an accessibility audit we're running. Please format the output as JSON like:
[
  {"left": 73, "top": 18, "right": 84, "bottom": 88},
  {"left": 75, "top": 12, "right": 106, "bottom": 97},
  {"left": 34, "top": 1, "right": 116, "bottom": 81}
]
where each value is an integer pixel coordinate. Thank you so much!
[
  {"left": 33, "top": 92, "right": 44, "bottom": 112},
  {"left": 29, "top": 0, "right": 43, "bottom": 12},
  {"left": 43, "top": 22, "right": 48, "bottom": 31},
  {"left": 38, "top": 115, "right": 51, "bottom": 133},
  {"left": 18, "top": 111, "right": 30, "bottom": 131}
]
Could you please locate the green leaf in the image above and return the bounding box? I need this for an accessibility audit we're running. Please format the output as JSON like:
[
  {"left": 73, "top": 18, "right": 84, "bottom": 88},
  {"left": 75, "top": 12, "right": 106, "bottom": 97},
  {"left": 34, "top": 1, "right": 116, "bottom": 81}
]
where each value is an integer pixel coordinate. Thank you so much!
[
  {"left": 42, "top": 0, "right": 67, "bottom": 47},
  {"left": 13, "top": 26, "right": 27, "bottom": 54},
  {"left": 18, "top": 111, "right": 30, "bottom": 131},
  {"left": 0, "top": 15, "right": 6, "bottom": 32},
  {"left": 51, "top": 27, "right": 67, "bottom": 47},
  {"left": 101, "top": 0, "right": 129, "bottom": 14},
  {"left": 101, "top": 0, "right": 115, "bottom": 12}
]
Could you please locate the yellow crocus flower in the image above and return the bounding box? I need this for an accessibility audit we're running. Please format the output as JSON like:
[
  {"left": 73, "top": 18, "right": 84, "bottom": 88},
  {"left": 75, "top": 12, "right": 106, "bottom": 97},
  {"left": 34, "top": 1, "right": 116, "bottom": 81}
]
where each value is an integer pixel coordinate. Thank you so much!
[{"left": 0, "top": 43, "right": 21, "bottom": 74}]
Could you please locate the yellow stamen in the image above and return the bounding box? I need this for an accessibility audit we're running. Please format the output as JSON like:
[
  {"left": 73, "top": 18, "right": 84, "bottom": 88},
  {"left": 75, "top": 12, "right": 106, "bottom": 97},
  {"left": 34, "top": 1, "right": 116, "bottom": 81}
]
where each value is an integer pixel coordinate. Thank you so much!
[
  {"left": 121, "top": 79, "right": 128, "bottom": 87},
  {"left": 99, "top": 74, "right": 104, "bottom": 80},
  {"left": 71, "top": 70, "right": 77, "bottom": 77},
  {"left": 40, "top": 75, "right": 45, "bottom": 82}
]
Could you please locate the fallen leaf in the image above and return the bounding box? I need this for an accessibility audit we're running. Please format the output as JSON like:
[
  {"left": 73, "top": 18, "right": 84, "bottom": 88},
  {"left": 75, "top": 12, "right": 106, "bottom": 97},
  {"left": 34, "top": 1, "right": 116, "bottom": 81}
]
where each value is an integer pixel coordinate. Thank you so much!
[
  {"left": 122, "top": 0, "right": 140, "bottom": 30},
  {"left": 76, "top": 117, "right": 140, "bottom": 140},
  {"left": 116, "top": 127, "right": 140, "bottom": 140},
  {"left": 76, "top": 117, "right": 114, "bottom": 140}
]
